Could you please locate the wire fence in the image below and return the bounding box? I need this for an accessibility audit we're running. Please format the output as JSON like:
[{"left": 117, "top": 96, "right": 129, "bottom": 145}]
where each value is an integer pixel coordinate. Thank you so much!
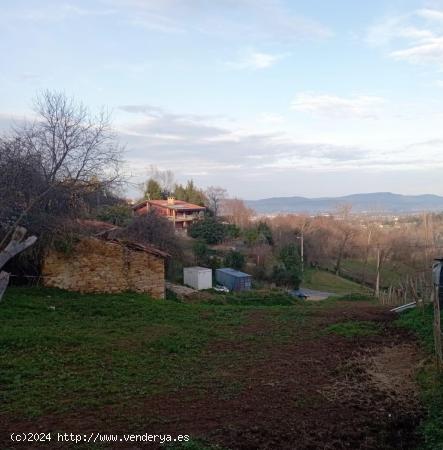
[{"left": 378, "top": 273, "right": 432, "bottom": 306}]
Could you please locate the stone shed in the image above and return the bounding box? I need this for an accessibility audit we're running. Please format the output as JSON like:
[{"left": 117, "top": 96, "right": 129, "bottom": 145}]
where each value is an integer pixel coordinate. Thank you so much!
[{"left": 42, "top": 236, "right": 169, "bottom": 299}]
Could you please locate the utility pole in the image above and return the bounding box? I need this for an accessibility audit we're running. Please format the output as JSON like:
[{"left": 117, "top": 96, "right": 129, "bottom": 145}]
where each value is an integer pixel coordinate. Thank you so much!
[
  {"left": 300, "top": 230, "right": 304, "bottom": 277},
  {"left": 375, "top": 247, "right": 380, "bottom": 298},
  {"left": 296, "top": 231, "right": 305, "bottom": 281}
]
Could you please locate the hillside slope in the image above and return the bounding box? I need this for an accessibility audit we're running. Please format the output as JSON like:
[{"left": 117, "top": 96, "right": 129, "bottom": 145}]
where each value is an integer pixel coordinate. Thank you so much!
[{"left": 246, "top": 192, "right": 443, "bottom": 214}]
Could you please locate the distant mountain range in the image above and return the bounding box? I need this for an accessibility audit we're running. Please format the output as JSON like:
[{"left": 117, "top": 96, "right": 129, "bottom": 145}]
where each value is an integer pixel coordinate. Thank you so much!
[{"left": 245, "top": 192, "right": 443, "bottom": 215}]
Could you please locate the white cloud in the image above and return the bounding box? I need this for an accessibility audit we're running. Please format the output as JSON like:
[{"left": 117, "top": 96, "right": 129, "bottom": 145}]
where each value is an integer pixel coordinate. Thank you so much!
[
  {"left": 116, "top": 103, "right": 443, "bottom": 185},
  {"left": 390, "top": 37, "right": 443, "bottom": 63},
  {"left": 103, "top": 0, "right": 332, "bottom": 42},
  {"left": 366, "top": 15, "right": 435, "bottom": 46},
  {"left": 367, "top": 9, "right": 443, "bottom": 66},
  {"left": 6, "top": 104, "right": 443, "bottom": 198},
  {"left": 116, "top": 104, "right": 373, "bottom": 175},
  {"left": 417, "top": 8, "right": 443, "bottom": 22},
  {"left": 7, "top": 3, "right": 116, "bottom": 22},
  {"left": 129, "top": 12, "right": 185, "bottom": 34},
  {"left": 258, "top": 113, "right": 285, "bottom": 124},
  {"left": 226, "top": 51, "right": 284, "bottom": 70},
  {"left": 119, "top": 104, "right": 227, "bottom": 139},
  {"left": 291, "top": 93, "right": 385, "bottom": 119}
]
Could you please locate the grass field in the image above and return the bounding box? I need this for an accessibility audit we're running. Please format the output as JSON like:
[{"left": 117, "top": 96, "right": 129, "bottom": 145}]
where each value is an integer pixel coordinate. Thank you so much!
[
  {"left": 341, "top": 259, "right": 416, "bottom": 287},
  {"left": 302, "top": 268, "right": 368, "bottom": 295},
  {"left": 0, "top": 287, "right": 306, "bottom": 419},
  {"left": 0, "top": 287, "right": 430, "bottom": 449}
]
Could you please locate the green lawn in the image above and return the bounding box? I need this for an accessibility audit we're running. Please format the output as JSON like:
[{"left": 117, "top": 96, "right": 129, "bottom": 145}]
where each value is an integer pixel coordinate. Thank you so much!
[
  {"left": 302, "top": 269, "right": 368, "bottom": 295},
  {"left": 0, "top": 287, "right": 307, "bottom": 419},
  {"left": 397, "top": 306, "right": 443, "bottom": 449},
  {"left": 341, "top": 259, "right": 416, "bottom": 287}
]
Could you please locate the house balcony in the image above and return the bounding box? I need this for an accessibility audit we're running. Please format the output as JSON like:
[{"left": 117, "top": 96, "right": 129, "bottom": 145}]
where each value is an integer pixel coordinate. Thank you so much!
[{"left": 175, "top": 214, "right": 198, "bottom": 221}]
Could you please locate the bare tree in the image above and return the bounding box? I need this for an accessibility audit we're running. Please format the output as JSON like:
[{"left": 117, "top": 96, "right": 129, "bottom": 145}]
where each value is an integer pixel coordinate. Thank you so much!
[
  {"left": 145, "top": 165, "right": 175, "bottom": 196},
  {"left": 335, "top": 203, "right": 353, "bottom": 220},
  {"left": 0, "top": 90, "right": 124, "bottom": 298},
  {"left": 205, "top": 186, "right": 227, "bottom": 217},
  {"left": 23, "top": 90, "right": 122, "bottom": 186},
  {"left": 1, "top": 91, "right": 123, "bottom": 235},
  {"left": 334, "top": 222, "right": 356, "bottom": 276},
  {"left": 221, "top": 198, "right": 254, "bottom": 228}
]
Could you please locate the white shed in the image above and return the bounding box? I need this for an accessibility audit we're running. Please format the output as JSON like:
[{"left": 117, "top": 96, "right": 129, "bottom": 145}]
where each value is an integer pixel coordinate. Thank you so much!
[{"left": 183, "top": 267, "right": 212, "bottom": 290}]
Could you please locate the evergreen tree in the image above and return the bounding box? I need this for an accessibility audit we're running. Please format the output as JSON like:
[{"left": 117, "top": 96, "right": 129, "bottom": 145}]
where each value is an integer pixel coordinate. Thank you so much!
[{"left": 144, "top": 178, "right": 163, "bottom": 200}]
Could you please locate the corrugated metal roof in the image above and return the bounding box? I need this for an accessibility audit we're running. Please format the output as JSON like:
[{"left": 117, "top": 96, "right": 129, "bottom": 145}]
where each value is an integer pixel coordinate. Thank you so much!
[{"left": 216, "top": 268, "right": 251, "bottom": 278}]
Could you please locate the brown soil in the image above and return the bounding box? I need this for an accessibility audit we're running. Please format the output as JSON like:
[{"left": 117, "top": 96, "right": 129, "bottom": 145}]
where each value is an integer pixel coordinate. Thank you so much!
[{"left": 0, "top": 301, "right": 425, "bottom": 450}]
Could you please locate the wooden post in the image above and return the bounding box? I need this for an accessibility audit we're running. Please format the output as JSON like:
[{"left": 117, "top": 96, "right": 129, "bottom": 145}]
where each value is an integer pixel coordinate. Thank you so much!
[
  {"left": 375, "top": 247, "right": 380, "bottom": 299},
  {"left": 433, "top": 284, "right": 443, "bottom": 371},
  {"left": 300, "top": 231, "right": 304, "bottom": 280}
]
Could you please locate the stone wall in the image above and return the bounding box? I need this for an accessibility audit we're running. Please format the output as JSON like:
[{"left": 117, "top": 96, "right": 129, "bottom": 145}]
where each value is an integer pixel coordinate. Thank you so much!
[{"left": 42, "top": 237, "right": 165, "bottom": 298}]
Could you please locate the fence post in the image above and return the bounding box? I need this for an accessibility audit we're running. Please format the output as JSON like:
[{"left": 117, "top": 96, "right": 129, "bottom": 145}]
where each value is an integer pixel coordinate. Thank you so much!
[
  {"left": 375, "top": 247, "right": 380, "bottom": 299},
  {"left": 433, "top": 285, "right": 443, "bottom": 371}
]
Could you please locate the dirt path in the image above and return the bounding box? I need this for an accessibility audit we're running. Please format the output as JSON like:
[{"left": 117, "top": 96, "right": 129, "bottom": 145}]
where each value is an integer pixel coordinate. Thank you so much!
[{"left": 1, "top": 301, "right": 425, "bottom": 449}]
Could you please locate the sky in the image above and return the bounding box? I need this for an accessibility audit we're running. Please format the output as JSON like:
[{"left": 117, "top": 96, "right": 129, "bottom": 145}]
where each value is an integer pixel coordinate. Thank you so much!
[{"left": 2, "top": 0, "right": 443, "bottom": 200}]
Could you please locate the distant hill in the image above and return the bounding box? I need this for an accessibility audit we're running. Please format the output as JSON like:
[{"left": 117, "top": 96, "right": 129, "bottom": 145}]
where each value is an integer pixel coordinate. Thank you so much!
[{"left": 246, "top": 192, "right": 443, "bottom": 215}]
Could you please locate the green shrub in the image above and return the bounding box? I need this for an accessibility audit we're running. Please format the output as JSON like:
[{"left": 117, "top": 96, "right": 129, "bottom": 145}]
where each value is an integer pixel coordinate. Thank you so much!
[
  {"left": 189, "top": 218, "right": 226, "bottom": 244},
  {"left": 243, "top": 222, "right": 273, "bottom": 246},
  {"left": 193, "top": 240, "right": 210, "bottom": 265},
  {"left": 225, "top": 223, "right": 240, "bottom": 239},
  {"left": 95, "top": 203, "right": 132, "bottom": 226},
  {"left": 272, "top": 244, "right": 302, "bottom": 288},
  {"left": 223, "top": 250, "right": 245, "bottom": 271},
  {"left": 52, "top": 233, "right": 80, "bottom": 255}
]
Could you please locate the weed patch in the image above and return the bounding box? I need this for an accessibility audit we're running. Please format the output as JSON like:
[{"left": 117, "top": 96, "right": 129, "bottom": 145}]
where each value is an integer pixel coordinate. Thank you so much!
[
  {"left": 212, "top": 289, "right": 299, "bottom": 306},
  {"left": 396, "top": 305, "right": 434, "bottom": 353},
  {"left": 335, "top": 293, "right": 376, "bottom": 302},
  {"left": 326, "top": 320, "right": 382, "bottom": 337},
  {"left": 396, "top": 305, "right": 443, "bottom": 449}
]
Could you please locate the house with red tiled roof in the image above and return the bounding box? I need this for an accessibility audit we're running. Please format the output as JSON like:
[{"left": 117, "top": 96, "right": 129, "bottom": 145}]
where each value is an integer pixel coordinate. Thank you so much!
[{"left": 133, "top": 197, "right": 206, "bottom": 234}]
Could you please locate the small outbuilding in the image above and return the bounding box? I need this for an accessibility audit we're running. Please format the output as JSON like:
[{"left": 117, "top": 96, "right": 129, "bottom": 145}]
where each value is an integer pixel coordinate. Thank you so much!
[
  {"left": 183, "top": 266, "right": 212, "bottom": 290},
  {"left": 42, "top": 235, "right": 169, "bottom": 299},
  {"left": 215, "top": 268, "right": 252, "bottom": 292}
]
